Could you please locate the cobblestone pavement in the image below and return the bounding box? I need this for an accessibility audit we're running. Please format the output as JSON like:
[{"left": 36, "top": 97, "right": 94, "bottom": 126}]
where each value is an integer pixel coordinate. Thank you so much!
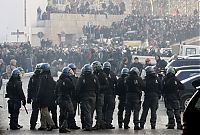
[{"left": 0, "top": 75, "right": 183, "bottom": 135}]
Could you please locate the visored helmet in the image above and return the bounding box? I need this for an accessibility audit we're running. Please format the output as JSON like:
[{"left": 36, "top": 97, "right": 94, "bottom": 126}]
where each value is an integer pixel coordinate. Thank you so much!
[
  {"left": 91, "top": 61, "right": 102, "bottom": 71},
  {"left": 68, "top": 63, "right": 76, "bottom": 69},
  {"left": 40, "top": 63, "right": 50, "bottom": 73},
  {"left": 121, "top": 68, "right": 129, "bottom": 75},
  {"left": 11, "top": 68, "right": 21, "bottom": 78},
  {"left": 166, "top": 66, "right": 176, "bottom": 75},
  {"left": 129, "top": 67, "right": 140, "bottom": 76},
  {"left": 145, "top": 66, "right": 155, "bottom": 75},
  {"left": 34, "top": 63, "right": 42, "bottom": 74},
  {"left": 62, "top": 67, "right": 74, "bottom": 76},
  {"left": 103, "top": 62, "right": 111, "bottom": 70},
  {"left": 84, "top": 64, "right": 92, "bottom": 72}
]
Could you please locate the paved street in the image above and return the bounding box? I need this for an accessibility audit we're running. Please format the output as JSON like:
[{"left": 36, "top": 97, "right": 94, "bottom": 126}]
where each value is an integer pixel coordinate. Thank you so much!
[{"left": 0, "top": 75, "right": 183, "bottom": 135}]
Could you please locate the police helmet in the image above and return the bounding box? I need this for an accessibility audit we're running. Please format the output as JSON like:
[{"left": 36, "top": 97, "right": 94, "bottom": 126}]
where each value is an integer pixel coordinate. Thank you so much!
[
  {"left": 11, "top": 68, "right": 21, "bottom": 77},
  {"left": 91, "top": 61, "right": 102, "bottom": 70},
  {"left": 121, "top": 68, "right": 129, "bottom": 75},
  {"left": 62, "top": 67, "right": 73, "bottom": 76},
  {"left": 40, "top": 63, "right": 50, "bottom": 73},
  {"left": 34, "top": 63, "right": 42, "bottom": 74},
  {"left": 83, "top": 64, "right": 92, "bottom": 74},
  {"left": 166, "top": 66, "right": 176, "bottom": 75},
  {"left": 68, "top": 63, "right": 76, "bottom": 69},
  {"left": 103, "top": 62, "right": 111, "bottom": 70},
  {"left": 145, "top": 66, "right": 155, "bottom": 75},
  {"left": 129, "top": 67, "right": 140, "bottom": 76}
]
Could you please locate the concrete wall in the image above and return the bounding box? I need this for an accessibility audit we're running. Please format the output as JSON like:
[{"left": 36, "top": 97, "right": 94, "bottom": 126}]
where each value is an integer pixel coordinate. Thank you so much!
[{"left": 31, "top": 13, "right": 125, "bottom": 46}]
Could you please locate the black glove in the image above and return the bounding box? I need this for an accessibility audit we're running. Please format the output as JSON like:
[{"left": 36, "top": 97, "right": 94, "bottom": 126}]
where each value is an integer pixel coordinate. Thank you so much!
[
  {"left": 22, "top": 100, "right": 26, "bottom": 106},
  {"left": 27, "top": 98, "right": 31, "bottom": 104}
]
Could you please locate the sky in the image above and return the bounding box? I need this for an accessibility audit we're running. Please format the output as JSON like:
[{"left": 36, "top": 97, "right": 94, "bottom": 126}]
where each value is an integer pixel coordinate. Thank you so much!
[{"left": 0, "top": 0, "right": 24, "bottom": 42}]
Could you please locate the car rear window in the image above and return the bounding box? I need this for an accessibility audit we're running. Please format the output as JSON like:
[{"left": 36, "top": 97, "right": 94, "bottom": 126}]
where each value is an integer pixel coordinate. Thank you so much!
[{"left": 170, "top": 60, "right": 200, "bottom": 67}]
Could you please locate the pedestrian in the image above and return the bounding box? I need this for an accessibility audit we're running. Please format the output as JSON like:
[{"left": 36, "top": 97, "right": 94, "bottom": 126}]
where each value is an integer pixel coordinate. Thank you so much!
[
  {"left": 123, "top": 67, "right": 144, "bottom": 130},
  {"left": 92, "top": 61, "right": 109, "bottom": 130},
  {"left": 56, "top": 67, "right": 75, "bottom": 133},
  {"left": 155, "top": 55, "right": 167, "bottom": 73},
  {"left": 6, "top": 59, "right": 17, "bottom": 79},
  {"left": 129, "top": 57, "right": 143, "bottom": 74},
  {"left": 67, "top": 63, "right": 80, "bottom": 129},
  {"left": 162, "top": 66, "right": 184, "bottom": 130},
  {"left": 5, "top": 68, "right": 26, "bottom": 130},
  {"left": 102, "top": 62, "right": 117, "bottom": 129},
  {"left": 27, "top": 63, "right": 42, "bottom": 130},
  {"left": 37, "top": 63, "right": 56, "bottom": 131},
  {"left": 76, "top": 64, "right": 100, "bottom": 131},
  {"left": 140, "top": 66, "right": 161, "bottom": 129},
  {"left": 116, "top": 68, "right": 129, "bottom": 128}
]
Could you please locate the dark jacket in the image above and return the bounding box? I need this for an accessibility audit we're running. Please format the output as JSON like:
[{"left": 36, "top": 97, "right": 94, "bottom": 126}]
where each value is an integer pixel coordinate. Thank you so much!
[
  {"left": 94, "top": 70, "right": 109, "bottom": 94},
  {"left": 144, "top": 74, "right": 161, "bottom": 97},
  {"left": 125, "top": 74, "right": 144, "bottom": 94},
  {"left": 27, "top": 74, "right": 40, "bottom": 101},
  {"left": 37, "top": 74, "right": 56, "bottom": 107},
  {"left": 76, "top": 74, "right": 100, "bottom": 98},
  {"left": 116, "top": 75, "right": 127, "bottom": 100},
  {"left": 162, "top": 73, "right": 184, "bottom": 100},
  {"left": 6, "top": 77, "right": 25, "bottom": 101},
  {"left": 104, "top": 71, "right": 117, "bottom": 95}
]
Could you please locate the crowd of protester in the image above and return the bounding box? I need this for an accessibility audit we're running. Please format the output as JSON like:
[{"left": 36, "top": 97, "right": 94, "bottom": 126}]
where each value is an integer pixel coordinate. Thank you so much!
[
  {"left": 83, "top": 13, "right": 200, "bottom": 48},
  {"left": 37, "top": 1, "right": 126, "bottom": 20}
]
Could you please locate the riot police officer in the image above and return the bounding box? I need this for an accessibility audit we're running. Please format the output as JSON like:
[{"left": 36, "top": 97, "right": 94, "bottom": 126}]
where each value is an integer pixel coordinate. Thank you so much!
[
  {"left": 56, "top": 67, "right": 75, "bottom": 133},
  {"left": 27, "top": 63, "right": 42, "bottom": 130},
  {"left": 116, "top": 68, "right": 129, "bottom": 128},
  {"left": 76, "top": 64, "right": 100, "bottom": 131},
  {"left": 92, "top": 61, "right": 109, "bottom": 130},
  {"left": 123, "top": 67, "right": 144, "bottom": 130},
  {"left": 102, "top": 62, "right": 117, "bottom": 129},
  {"left": 67, "top": 63, "right": 80, "bottom": 129},
  {"left": 37, "top": 63, "right": 56, "bottom": 131},
  {"left": 6, "top": 68, "right": 26, "bottom": 130},
  {"left": 140, "top": 66, "right": 161, "bottom": 129},
  {"left": 162, "top": 66, "right": 184, "bottom": 130}
]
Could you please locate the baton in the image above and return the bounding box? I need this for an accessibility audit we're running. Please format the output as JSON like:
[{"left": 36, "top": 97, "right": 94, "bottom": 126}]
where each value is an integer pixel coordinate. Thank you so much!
[{"left": 23, "top": 105, "right": 28, "bottom": 114}]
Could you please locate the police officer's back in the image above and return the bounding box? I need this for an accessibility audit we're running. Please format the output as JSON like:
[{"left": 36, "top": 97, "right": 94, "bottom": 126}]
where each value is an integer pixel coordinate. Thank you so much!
[{"left": 162, "top": 66, "right": 184, "bottom": 129}]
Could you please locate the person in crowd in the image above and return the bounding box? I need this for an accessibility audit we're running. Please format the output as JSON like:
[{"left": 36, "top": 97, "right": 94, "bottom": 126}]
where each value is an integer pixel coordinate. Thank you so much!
[
  {"left": 123, "top": 67, "right": 144, "bottom": 130},
  {"left": 56, "top": 67, "right": 75, "bottom": 133},
  {"left": 155, "top": 55, "right": 167, "bottom": 73},
  {"left": 27, "top": 63, "right": 42, "bottom": 130},
  {"left": 76, "top": 64, "right": 100, "bottom": 131},
  {"left": 5, "top": 68, "right": 26, "bottom": 130},
  {"left": 102, "top": 62, "right": 117, "bottom": 129},
  {"left": 144, "top": 58, "right": 152, "bottom": 68},
  {"left": 116, "top": 68, "right": 129, "bottom": 128},
  {"left": 6, "top": 59, "right": 17, "bottom": 79},
  {"left": 129, "top": 57, "right": 143, "bottom": 74},
  {"left": 37, "top": 63, "right": 56, "bottom": 131},
  {"left": 0, "top": 59, "right": 6, "bottom": 90},
  {"left": 140, "top": 66, "right": 161, "bottom": 129},
  {"left": 162, "top": 66, "right": 184, "bottom": 130},
  {"left": 91, "top": 61, "right": 109, "bottom": 130}
]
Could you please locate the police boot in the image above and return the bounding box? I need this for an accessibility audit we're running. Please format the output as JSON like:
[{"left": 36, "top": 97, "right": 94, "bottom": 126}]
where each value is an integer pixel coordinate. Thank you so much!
[
  {"left": 118, "top": 122, "right": 122, "bottom": 128},
  {"left": 134, "top": 124, "right": 142, "bottom": 130},
  {"left": 177, "top": 124, "right": 183, "bottom": 130},
  {"left": 59, "top": 128, "right": 71, "bottom": 133}
]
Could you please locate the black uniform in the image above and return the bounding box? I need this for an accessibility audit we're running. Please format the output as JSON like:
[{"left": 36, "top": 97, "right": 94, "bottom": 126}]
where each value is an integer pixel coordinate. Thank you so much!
[
  {"left": 6, "top": 77, "right": 26, "bottom": 129},
  {"left": 140, "top": 74, "right": 161, "bottom": 129},
  {"left": 103, "top": 71, "right": 117, "bottom": 129},
  {"left": 76, "top": 73, "right": 100, "bottom": 130},
  {"left": 67, "top": 75, "right": 79, "bottom": 129},
  {"left": 27, "top": 74, "right": 41, "bottom": 129},
  {"left": 93, "top": 69, "right": 109, "bottom": 129},
  {"left": 162, "top": 73, "right": 184, "bottom": 129},
  {"left": 116, "top": 75, "right": 127, "bottom": 128},
  {"left": 56, "top": 74, "right": 75, "bottom": 132},
  {"left": 123, "top": 74, "right": 144, "bottom": 129}
]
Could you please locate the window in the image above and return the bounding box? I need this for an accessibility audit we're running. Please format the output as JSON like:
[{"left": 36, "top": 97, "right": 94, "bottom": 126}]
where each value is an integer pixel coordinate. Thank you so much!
[
  {"left": 186, "top": 48, "right": 196, "bottom": 56},
  {"left": 53, "top": 0, "right": 66, "bottom": 4}
]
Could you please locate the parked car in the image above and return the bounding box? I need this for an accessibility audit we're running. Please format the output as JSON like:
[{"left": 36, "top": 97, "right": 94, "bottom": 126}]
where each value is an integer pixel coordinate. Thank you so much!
[
  {"left": 175, "top": 69, "right": 200, "bottom": 81},
  {"left": 184, "top": 54, "right": 200, "bottom": 59},
  {"left": 165, "top": 59, "right": 200, "bottom": 70},
  {"left": 183, "top": 79, "right": 200, "bottom": 135},
  {"left": 180, "top": 74, "right": 200, "bottom": 111},
  {"left": 174, "top": 65, "right": 200, "bottom": 72}
]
